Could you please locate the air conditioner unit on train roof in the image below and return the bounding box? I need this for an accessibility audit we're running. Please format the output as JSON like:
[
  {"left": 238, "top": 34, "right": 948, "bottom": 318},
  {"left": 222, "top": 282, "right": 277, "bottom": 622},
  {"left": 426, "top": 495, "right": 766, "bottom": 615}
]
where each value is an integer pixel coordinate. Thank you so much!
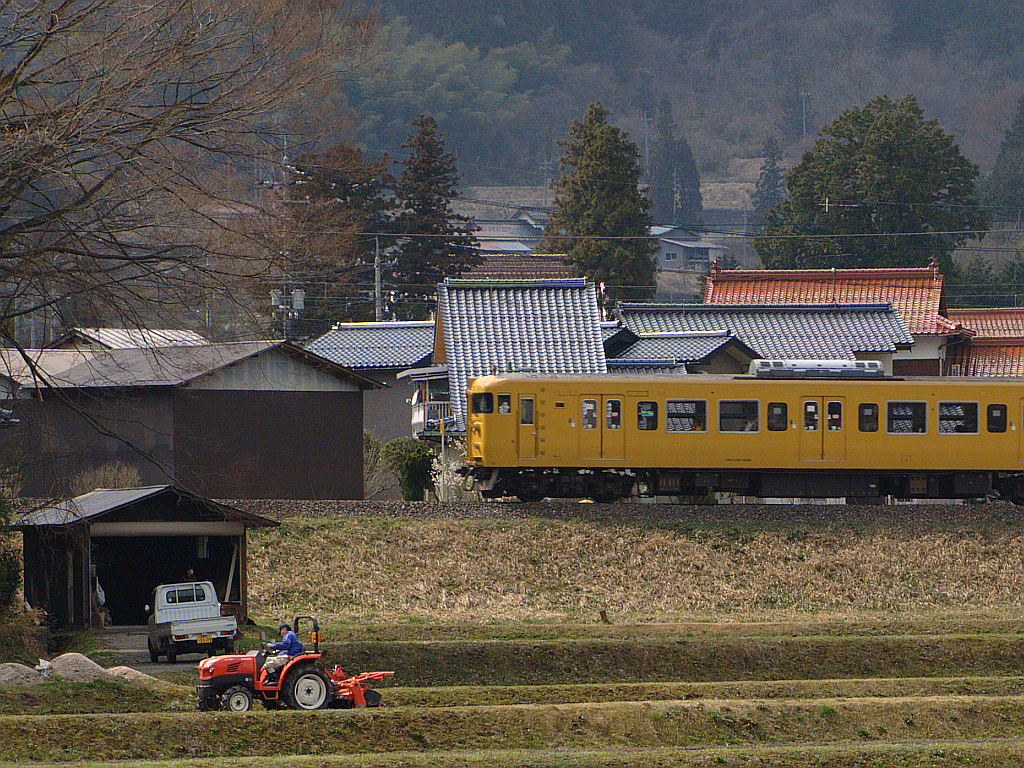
[{"left": 749, "top": 359, "right": 885, "bottom": 379}]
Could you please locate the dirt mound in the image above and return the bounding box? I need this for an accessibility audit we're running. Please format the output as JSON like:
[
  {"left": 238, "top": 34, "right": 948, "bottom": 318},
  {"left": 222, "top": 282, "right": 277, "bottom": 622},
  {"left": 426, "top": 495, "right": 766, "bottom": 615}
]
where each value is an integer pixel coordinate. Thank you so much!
[
  {"left": 108, "top": 666, "right": 168, "bottom": 687},
  {"left": 0, "top": 663, "right": 44, "bottom": 685},
  {"left": 50, "top": 653, "right": 113, "bottom": 682}
]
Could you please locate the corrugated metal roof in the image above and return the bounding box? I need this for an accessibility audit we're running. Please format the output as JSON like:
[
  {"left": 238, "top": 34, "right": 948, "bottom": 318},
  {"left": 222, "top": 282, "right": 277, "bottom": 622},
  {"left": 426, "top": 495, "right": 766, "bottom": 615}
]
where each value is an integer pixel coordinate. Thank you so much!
[
  {"left": 948, "top": 308, "right": 1024, "bottom": 338},
  {"left": 68, "top": 327, "right": 209, "bottom": 349},
  {"left": 14, "top": 485, "right": 277, "bottom": 527},
  {"left": 17, "top": 486, "right": 167, "bottom": 525},
  {"left": 704, "top": 266, "right": 951, "bottom": 335},
  {"left": 305, "top": 321, "right": 434, "bottom": 369},
  {"left": 617, "top": 303, "right": 913, "bottom": 359},
  {"left": 439, "top": 278, "right": 606, "bottom": 428},
  {"left": 2, "top": 341, "right": 381, "bottom": 389}
]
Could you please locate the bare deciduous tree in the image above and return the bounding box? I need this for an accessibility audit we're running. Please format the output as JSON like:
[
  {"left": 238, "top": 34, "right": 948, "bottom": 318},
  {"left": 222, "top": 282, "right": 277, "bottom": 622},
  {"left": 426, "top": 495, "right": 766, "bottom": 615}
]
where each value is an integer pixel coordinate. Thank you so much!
[{"left": 0, "top": 0, "right": 380, "bottom": 346}]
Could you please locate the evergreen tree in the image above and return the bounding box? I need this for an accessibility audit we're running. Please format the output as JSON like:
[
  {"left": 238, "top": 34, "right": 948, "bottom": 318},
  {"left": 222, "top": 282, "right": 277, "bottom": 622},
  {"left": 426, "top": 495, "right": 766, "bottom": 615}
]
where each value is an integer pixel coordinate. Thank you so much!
[
  {"left": 754, "top": 95, "right": 986, "bottom": 273},
  {"left": 393, "top": 115, "right": 480, "bottom": 319},
  {"left": 284, "top": 143, "right": 396, "bottom": 333},
  {"left": 978, "top": 93, "right": 1024, "bottom": 222},
  {"left": 648, "top": 97, "right": 702, "bottom": 227},
  {"left": 750, "top": 137, "right": 786, "bottom": 231},
  {"left": 541, "top": 103, "right": 657, "bottom": 303}
]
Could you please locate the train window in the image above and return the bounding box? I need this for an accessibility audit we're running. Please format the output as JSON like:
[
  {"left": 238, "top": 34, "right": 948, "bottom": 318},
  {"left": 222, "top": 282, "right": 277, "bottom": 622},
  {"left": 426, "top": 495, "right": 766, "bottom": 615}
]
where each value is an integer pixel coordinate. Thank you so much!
[
  {"left": 827, "top": 401, "right": 842, "bottom": 431},
  {"left": 666, "top": 400, "right": 707, "bottom": 432},
  {"left": 497, "top": 394, "right": 511, "bottom": 414},
  {"left": 582, "top": 399, "right": 598, "bottom": 430},
  {"left": 638, "top": 401, "right": 658, "bottom": 430},
  {"left": 606, "top": 399, "right": 622, "bottom": 429},
  {"left": 887, "top": 401, "right": 927, "bottom": 434},
  {"left": 720, "top": 400, "right": 759, "bottom": 432},
  {"left": 471, "top": 393, "right": 493, "bottom": 414},
  {"left": 767, "top": 402, "right": 787, "bottom": 431},
  {"left": 988, "top": 404, "right": 1007, "bottom": 433},
  {"left": 859, "top": 404, "right": 878, "bottom": 432},
  {"left": 520, "top": 398, "right": 534, "bottom": 425},
  {"left": 803, "top": 401, "right": 819, "bottom": 431},
  {"left": 938, "top": 402, "right": 978, "bottom": 434}
]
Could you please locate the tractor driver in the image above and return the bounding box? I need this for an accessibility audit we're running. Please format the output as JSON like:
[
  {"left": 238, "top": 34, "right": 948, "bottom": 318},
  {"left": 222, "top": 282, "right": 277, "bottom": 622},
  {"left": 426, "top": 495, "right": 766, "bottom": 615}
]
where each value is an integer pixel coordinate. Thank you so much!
[{"left": 262, "top": 622, "right": 304, "bottom": 681}]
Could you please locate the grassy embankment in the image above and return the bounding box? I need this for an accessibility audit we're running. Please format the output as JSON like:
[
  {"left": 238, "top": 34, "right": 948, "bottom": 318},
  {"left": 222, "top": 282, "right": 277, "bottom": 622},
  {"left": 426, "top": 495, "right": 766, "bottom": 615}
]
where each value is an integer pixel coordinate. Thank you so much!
[{"left": 6, "top": 505, "right": 1024, "bottom": 766}]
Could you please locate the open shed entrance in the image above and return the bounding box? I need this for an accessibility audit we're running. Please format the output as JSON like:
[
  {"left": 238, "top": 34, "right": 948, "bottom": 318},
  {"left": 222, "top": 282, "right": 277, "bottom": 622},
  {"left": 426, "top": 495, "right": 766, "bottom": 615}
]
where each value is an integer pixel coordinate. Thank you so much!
[{"left": 91, "top": 532, "right": 243, "bottom": 625}]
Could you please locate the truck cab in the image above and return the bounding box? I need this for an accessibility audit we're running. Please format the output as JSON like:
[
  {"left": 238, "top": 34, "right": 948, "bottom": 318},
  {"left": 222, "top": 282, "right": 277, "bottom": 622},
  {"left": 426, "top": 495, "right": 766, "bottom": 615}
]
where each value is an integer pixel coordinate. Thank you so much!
[{"left": 147, "top": 581, "right": 239, "bottom": 663}]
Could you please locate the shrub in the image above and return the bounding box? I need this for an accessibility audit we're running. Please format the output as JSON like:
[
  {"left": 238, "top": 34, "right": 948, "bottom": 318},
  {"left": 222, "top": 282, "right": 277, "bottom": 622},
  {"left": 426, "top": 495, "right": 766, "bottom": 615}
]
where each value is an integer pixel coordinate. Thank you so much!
[
  {"left": 70, "top": 461, "right": 142, "bottom": 496},
  {"left": 383, "top": 437, "right": 436, "bottom": 501}
]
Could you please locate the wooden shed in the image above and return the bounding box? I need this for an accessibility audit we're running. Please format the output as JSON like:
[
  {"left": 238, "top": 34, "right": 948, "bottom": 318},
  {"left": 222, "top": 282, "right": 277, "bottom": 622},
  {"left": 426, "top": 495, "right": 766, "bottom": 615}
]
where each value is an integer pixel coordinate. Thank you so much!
[{"left": 14, "top": 485, "right": 278, "bottom": 628}]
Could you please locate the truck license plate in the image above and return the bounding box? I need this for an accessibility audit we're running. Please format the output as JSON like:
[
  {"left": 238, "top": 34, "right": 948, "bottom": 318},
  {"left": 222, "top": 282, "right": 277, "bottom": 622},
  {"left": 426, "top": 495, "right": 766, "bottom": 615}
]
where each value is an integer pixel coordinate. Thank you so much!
[{"left": 197, "top": 635, "right": 212, "bottom": 644}]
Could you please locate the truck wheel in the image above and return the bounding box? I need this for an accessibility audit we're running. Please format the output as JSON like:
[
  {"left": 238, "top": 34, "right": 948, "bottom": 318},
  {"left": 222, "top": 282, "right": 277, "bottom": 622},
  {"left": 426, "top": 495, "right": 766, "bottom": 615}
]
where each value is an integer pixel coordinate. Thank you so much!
[
  {"left": 147, "top": 638, "right": 159, "bottom": 663},
  {"left": 283, "top": 668, "right": 331, "bottom": 710},
  {"left": 166, "top": 641, "right": 177, "bottom": 663},
  {"left": 223, "top": 685, "right": 253, "bottom": 712}
]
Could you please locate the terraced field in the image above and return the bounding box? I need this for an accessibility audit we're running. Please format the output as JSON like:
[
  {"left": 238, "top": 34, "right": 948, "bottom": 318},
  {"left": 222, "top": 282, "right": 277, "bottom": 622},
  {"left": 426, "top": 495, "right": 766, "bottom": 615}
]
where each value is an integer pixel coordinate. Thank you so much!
[{"left": 5, "top": 501, "right": 1024, "bottom": 766}]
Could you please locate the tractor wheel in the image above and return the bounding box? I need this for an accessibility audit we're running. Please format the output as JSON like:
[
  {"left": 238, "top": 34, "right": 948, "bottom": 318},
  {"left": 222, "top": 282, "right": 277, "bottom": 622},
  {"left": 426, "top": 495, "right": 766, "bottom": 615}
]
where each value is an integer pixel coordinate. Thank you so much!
[
  {"left": 364, "top": 689, "right": 382, "bottom": 707},
  {"left": 147, "top": 638, "right": 159, "bottom": 663},
  {"left": 223, "top": 685, "right": 254, "bottom": 712},
  {"left": 198, "top": 695, "right": 220, "bottom": 711},
  {"left": 282, "top": 667, "right": 331, "bottom": 710},
  {"left": 165, "top": 641, "right": 177, "bottom": 664}
]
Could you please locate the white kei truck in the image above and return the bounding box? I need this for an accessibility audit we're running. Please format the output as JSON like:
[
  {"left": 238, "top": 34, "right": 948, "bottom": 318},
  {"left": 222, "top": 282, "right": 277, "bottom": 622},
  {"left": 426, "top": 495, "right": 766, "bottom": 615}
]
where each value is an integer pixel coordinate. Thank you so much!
[{"left": 146, "top": 581, "right": 239, "bottom": 663}]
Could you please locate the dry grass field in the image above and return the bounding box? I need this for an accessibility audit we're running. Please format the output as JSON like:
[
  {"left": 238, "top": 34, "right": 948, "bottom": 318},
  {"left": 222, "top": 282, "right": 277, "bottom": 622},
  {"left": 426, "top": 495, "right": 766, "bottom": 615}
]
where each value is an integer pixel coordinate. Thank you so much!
[{"left": 7, "top": 501, "right": 1024, "bottom": 767}]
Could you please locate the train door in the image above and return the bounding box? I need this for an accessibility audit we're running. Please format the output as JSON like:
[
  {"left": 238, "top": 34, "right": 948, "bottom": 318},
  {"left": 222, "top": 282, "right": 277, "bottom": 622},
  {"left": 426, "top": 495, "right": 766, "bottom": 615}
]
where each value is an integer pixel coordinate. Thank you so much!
[
  {"left": 518, "top": 395, "right": 537, "bottom": 460},
  {"left": 799, "top": 397, "right": 847, "bottom": 461},
  {"left": 578, "top": 396, "right": 624, "bottom": 461}
]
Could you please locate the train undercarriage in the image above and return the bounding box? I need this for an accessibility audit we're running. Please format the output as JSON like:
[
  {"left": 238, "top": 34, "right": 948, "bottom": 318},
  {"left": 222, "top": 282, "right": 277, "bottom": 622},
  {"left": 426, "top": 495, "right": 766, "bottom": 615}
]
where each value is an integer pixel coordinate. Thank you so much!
[{"left": 466, "top": 466, "right": 1024, "bottom": 504}]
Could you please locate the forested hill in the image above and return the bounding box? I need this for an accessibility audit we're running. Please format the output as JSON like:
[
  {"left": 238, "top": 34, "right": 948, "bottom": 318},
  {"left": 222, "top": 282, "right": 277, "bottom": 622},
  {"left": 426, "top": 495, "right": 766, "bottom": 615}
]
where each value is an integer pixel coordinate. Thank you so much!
[{"left": 346, "top": 1, "right": 1023, "bottom": 188}]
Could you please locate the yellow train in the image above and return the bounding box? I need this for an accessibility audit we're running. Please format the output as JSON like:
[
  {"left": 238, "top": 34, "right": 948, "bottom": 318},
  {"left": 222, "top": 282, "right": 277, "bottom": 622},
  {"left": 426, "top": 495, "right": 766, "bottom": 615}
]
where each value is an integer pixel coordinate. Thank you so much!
[{"left": 462, "top": 361, "right": 1024, "bottom": 503}]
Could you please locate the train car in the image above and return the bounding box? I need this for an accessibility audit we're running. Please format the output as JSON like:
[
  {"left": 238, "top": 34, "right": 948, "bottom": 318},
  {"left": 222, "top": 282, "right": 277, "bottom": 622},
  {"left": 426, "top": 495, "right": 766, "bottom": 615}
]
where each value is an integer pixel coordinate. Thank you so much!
[{"left": 462, "top": 361, "right": 1024, "bottom": 503}]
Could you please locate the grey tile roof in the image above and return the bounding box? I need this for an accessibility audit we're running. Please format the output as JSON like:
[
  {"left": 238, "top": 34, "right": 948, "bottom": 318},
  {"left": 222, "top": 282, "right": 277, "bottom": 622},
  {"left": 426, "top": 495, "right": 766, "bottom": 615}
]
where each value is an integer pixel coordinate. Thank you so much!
[
  {"left": 607, "top": 361, "right": 688, "bottom": 374},
  {"left": 614, "top": 332, "right": 735, "bottom": 362},
  {"left": 439, "top": 278, "right": 607, "bottom": 428},
  {"left": 616, "top": 303, "right": 914, "bottom": 359},
  {"left": 305, "top": 321, "right": 434, "bottom": 369}
]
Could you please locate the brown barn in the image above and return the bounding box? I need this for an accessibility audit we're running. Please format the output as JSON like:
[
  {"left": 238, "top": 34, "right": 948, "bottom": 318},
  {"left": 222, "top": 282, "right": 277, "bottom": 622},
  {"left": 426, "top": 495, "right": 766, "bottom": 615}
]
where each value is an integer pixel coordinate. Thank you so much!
[
  {"left": 2, "top": 341, "right": 382, "bottom": 499},
  {"left": 14, "top": 485, "right": 278, "bottom": 627}
]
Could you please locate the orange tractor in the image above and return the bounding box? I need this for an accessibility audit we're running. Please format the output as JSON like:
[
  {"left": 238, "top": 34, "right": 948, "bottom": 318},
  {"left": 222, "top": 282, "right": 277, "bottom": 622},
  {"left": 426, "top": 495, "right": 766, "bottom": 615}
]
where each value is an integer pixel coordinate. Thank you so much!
[{"left": 196, "top": 615, "right": 394, "bottom": 711}]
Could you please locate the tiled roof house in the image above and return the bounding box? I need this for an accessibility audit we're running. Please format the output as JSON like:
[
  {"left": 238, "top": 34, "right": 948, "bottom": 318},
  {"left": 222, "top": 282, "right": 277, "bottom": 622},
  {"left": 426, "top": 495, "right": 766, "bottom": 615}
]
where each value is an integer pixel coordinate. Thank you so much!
[
  {"left": 305, "top": 321, "right": 434, "bottom": 447},
  {"left": 616, "top": 303, "right": 913, "bottom": 374},
  {"left": 704, "top": 264, "right": 964, "bottom": 375},
  {"left": 946, "top": 308, "right": 1024, "bottom": 376},
  {"left": 406, "top": 278, "right": 607, "bottom": 434}
]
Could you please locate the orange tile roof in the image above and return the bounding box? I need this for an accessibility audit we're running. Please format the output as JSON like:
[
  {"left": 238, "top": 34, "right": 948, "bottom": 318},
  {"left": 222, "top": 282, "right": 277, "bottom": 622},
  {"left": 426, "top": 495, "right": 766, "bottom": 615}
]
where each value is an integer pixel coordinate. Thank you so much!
[
  {"left": 965, "top": 338, "right": 1024, "bottom": 376},
  {"left": 704, "top": 266, "right": 954, "bottom": 335},
  {"left": 947, "top": 308, "right": 1024, "bottom": 339}
]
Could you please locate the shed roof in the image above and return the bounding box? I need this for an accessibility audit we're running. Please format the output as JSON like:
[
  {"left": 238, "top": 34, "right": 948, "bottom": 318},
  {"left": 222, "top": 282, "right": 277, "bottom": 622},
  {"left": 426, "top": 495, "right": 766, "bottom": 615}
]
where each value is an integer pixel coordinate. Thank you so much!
[
  {"left": 703, "top": 265, "right": 953, "bottom": 335},
  {"left": 12, "top": 485, "right": 278, "bottom": 528},
  {"left": 438, "top": 278, "right": 606, "bottom": 428},
  {"left": 1, "top": 341, "right": 382, "bottom": 390},
  {"left": 305, "top": 321, "right": 434, "bottom": 370},
  {"left": 617, "top": 303, "right": 913, "bottom": 359}
]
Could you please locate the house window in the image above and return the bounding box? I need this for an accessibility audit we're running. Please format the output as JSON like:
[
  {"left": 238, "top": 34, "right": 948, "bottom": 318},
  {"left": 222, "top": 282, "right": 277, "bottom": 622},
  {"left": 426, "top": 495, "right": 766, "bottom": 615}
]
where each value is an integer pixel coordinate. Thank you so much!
[{"left": 665, "top": 251, "right": 678, "bottom": 262}]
